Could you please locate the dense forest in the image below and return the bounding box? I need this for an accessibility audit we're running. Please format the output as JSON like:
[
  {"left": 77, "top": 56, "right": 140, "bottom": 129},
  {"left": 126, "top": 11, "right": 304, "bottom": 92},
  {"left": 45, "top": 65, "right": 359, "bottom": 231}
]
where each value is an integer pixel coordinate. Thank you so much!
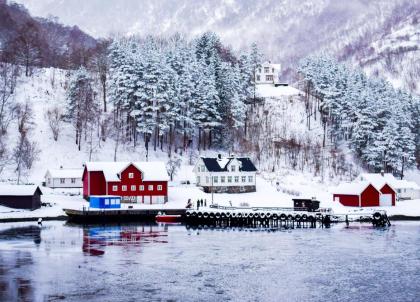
[{"left": 298, "top": 56, "right": 419, "bottom": 176}]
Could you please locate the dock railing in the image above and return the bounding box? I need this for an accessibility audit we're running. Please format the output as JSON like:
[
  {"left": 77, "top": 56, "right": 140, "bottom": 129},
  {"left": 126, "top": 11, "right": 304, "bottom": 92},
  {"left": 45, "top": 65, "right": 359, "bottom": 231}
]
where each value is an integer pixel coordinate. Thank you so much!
[{"left": 208, "top": 204, "right": 332, "bottom": 213}]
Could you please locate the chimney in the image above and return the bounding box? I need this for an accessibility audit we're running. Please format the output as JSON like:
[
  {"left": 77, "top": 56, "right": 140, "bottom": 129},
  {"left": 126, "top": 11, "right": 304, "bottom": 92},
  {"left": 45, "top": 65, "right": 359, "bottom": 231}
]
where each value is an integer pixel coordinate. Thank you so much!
[
  {"left": 60, "top": 165, "right": 63, "bottom": 169},
  {"left": 217, "top": 154, "right": 222, "bottom": 160},
  {"left": 380, "top": 170, "right": 384, "bottom": 176}
]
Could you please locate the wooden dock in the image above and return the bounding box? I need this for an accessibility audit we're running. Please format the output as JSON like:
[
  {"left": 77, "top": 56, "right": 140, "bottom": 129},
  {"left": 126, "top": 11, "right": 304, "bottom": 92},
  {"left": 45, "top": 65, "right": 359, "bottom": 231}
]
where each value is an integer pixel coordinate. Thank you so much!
[{"left": 63, "top": 208, "right": 186, "bottom": 222}]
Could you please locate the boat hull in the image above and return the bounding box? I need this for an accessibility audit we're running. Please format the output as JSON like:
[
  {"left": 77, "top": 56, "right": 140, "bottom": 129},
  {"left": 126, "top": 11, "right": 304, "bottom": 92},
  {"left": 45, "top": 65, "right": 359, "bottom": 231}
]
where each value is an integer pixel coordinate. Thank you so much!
[{"left": 156, "top": 215, "right": 182, "bottom": 223}]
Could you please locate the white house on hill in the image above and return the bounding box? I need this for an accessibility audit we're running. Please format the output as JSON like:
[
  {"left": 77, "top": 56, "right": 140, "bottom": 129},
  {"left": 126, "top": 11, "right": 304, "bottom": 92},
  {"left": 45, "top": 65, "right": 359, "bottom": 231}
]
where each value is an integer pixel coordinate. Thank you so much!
[
  {"left": 193, "top": 155, "right": 257, "bottom": 193},
  {"left": 255, "top": 61, "right": 281, "bottom": 85},
  {"left": 45, "top": 168, "right": 83, "bottom": 188}
]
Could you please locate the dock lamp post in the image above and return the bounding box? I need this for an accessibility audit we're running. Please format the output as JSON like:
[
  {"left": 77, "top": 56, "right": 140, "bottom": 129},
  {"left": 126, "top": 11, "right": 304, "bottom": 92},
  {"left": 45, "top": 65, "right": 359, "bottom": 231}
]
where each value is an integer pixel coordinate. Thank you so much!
[{"left": 211, "top": 172, "right": 214, "bottom": 205}]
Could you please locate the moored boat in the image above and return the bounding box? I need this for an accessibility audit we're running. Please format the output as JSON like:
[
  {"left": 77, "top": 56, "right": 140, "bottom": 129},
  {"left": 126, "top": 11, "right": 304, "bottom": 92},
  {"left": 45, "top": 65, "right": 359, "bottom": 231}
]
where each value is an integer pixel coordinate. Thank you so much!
[{"left": 155, "top": 212, "right": 182, "bottom": 223}]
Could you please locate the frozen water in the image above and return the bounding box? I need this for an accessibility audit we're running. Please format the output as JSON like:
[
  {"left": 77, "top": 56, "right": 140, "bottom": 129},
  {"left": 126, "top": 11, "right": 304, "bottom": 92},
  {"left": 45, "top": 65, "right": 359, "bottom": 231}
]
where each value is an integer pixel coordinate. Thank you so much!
[{"left": 0, "top": 221, "right": 419, "bottom": 302}]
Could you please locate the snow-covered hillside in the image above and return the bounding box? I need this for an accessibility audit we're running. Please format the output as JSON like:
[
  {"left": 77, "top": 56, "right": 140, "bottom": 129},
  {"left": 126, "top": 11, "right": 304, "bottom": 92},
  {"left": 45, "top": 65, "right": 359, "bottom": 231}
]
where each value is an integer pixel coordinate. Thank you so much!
[
  {"left": 340, "top": 6, "right": 419, "bottom": 94},
  {"left": 1, "top": 68, "right": 170, "bottom": 184}
]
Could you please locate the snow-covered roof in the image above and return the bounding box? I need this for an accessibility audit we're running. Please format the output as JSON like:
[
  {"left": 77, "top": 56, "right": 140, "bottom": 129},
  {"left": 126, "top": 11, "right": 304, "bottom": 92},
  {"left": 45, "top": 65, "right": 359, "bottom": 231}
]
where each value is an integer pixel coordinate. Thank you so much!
[
  {"left": 333, "top": 181, "right": 376, "bottom": 195},
  {"left": 256, "top": 84, "right": 302, "bottom": 98},
  {"left": 393, "top": 179, "right": 420, "bottom": 190},
  {"left": 200, "top": 156, "right": 257, "bottom": 172},
  {"left": 261, "top": 62, "right": 281, "bottom": 69},
  {"left": 84, "top": 162, "right": 169, "bottom": 182},
  {"left": 0, "top": 185, "right": 42, "bottom": 196},
  {"left": 45, "top": 168, "right": 83, "bottom": 179},
  {"left": 358, "top": 173, "right": 395, "bottom": 187}
]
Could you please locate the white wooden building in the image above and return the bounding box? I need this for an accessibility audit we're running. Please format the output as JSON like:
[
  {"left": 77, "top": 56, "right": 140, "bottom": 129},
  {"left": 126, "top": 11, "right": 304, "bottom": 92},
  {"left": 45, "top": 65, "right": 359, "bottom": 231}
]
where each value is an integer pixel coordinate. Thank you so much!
[
  {"left": 193, "top": 155, "right": 257, "bottom": 193},
  {"left": 45, "top": 168, "right": 83, "bottom": 188},
  {"left": 255, "top": 61, "right": 281, "bottom": 85}
]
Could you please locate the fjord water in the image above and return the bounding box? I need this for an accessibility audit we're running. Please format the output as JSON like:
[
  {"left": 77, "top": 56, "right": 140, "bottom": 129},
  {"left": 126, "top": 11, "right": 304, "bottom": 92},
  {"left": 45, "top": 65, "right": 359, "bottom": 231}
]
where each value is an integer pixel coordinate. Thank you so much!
[{"left": 0, "top": 221, "right": 419, "bottom": 302}]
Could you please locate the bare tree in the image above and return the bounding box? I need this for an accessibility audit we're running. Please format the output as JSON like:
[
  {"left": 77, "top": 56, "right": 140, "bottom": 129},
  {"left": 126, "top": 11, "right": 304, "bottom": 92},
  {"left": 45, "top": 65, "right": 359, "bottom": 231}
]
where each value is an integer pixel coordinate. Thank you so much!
[
  {"left": 13, "top": 102, "right": 39, "bottom": 183},
  {"left": 0, "top": 135, "right": 8, "bottom": 175},
  {"left": 166, "top": 155, "right": 182, "bottom": 181},
  {"left": 46, "top": 106, "right": 64, "bottom": 141},
  {"left": 0, "top": 62, "right": 19, "bottom": 134}
]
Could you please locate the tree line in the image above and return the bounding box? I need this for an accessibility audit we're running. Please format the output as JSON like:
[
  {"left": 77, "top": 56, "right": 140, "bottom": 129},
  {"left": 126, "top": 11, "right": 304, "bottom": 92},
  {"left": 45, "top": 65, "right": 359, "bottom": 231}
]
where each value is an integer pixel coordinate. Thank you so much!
[
  {"left": 298, "top": 55, "right": 420, "bottom": 177},
  {"left": 66, "top": 33, "right": 262, "bottom": 161}
]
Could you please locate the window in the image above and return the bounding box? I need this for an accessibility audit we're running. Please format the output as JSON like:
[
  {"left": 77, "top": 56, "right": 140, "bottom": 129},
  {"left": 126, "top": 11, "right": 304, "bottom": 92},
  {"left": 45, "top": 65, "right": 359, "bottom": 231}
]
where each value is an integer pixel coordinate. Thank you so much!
[
  {"left": 197, "top": 176, "right": 200, "bottom": 184},
  {"left": 110, "top": 199, "right": 115, "bottom": 205},
  {"left": 221, "top": 176, "right": 225, "bottom": 183},
  {"left": 139, "top": 185, "right": 144, "bottom": 191},
  {"left": 234, "top": 176, "right": 239, "bottom": 183},
  {"left": 264, "top": 67, "right": 269, "bottom": 73},
  {"left": 266, "top": 75, "right": 273, "bottom": 81},
  {"left": 48, "top": 178, "right": 50, "bottom": 184},
  {"left": 60, "top": 178, "right": 65, "bottom": 184},
  {"left": 248, "top": 176, "right": 253, "bottom": 183},
  {"left": 206, "top": 176, "right": 209, "bottom": 184},
  {"left": 148, "top": 185, "right": 154, "bottom": 191},
  {"left": 105, "top": 199, "right": 110, "bottom": 205},
  {"left": 71, "top": 178, "right": 76, "bottom": 184},
  {"left": 131, "top": 185, "right": 136, "bottom": 191},
  {"left": 231, "top": 165, "right": 236, "bottom": 172},
  {"left": 272, "top": 68, "right": 274, "bottom": 73},
  {"left": 258, "top": 68, "right": 261, "bottom": 73},
  {"left": 201, "top": 165, "right": 205, "bottom": 172},
  {"left": 256, "top": 75, "right": 260, "bottom": 81},
  {"left": 157, "top": 185, "right": 162, "bottom": 191},
  {"left": 128, "top": 172, "right": 134, "bottom": 179},
  {"left": 242, "top": 176, "right": 246, "bottom": 182},
  {"left": 228, "top": 176, "right": 232, "bottom": 183},
  {"left": 122, "top": 185, "right": 127, "bottom": 191},
  {"left": 112, "top": 185, "right": 118, "bottom": 192},
  {"left": 213, "top": 176, "right": 218, "bottom": 183}
]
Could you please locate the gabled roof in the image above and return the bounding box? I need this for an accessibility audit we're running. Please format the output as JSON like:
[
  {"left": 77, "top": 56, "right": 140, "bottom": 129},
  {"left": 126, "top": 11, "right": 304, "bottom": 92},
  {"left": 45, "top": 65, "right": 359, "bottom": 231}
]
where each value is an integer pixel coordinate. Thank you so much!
[
  {"left": 334, "top": 181, "right": 378, "bottom": 195},
  {"left": 236, "top": 158, "right": 258, "bottom": 172},
  {"left": 200, "top": 156, "right": 257, "bottom": 172},
  {"left": 45, "top": 168, "right": 83, "bottom": 179},
  {"left": 84, "top": 162, "right": 169, "bottom": 182},
  {"left": 0, "top": 185, "right": 42, "bottom": 196},
  {"left": 201, "top": 158, "right": 227, "bottom": 172},
  {"left": 358, "top": 173, "right": 395, "bottom": 188}
]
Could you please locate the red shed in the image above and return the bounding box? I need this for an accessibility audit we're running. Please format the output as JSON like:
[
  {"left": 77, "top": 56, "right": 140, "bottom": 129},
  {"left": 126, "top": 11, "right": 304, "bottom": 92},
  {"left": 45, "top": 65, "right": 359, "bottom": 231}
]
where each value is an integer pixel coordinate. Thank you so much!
[
  {"left": 82, "top": 162, "right": 169, "bottom": 204},
  {"left": 333, "top": 181, "right": 381, "bottom": 207}
]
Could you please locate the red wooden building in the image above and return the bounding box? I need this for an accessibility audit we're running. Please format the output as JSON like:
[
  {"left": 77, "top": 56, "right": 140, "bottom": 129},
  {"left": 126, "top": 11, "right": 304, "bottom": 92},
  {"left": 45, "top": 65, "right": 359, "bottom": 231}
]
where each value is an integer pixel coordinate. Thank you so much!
[
  {"left": 333, "top": 182, "right": 380, "bottom": 207},
  {"left": 82, "top": 162, "right": 169, "bottom": 204},
  {"left": 333, "top": 181, "right": 396, "bottom": 207}
]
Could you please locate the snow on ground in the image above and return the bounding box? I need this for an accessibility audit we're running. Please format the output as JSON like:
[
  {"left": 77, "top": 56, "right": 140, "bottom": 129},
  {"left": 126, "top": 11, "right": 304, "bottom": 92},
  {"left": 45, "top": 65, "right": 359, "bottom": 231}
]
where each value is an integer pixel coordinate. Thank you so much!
[{"left": 256, "top": 83, "right": 302, "bottom": 98}]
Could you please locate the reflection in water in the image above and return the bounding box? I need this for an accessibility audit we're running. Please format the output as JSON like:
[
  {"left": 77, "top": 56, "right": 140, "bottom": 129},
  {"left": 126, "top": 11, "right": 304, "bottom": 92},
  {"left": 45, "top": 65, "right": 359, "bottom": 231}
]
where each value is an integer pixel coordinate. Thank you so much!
[
  {"left": 0, "top": 221, "right": 418, "bottom": 302},
  {"left": 0, "top": 226, "right": 41, "bottom": 245},
  {"left": 0, "top": 225, "right": 40, "bottom": 301},
  {"left": 0, "top": 253, "right": 35, "bottom": 302},
  {"left": 82, "top": 224, "right": 169, "bottom": 256}
]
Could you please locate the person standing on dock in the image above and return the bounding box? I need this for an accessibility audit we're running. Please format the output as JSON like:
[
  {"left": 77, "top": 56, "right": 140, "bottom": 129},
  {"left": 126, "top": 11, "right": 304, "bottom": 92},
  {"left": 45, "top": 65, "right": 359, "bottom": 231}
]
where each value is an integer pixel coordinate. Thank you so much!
[{"left": 186, "top": 199, "right": 192, "bottom": 209}]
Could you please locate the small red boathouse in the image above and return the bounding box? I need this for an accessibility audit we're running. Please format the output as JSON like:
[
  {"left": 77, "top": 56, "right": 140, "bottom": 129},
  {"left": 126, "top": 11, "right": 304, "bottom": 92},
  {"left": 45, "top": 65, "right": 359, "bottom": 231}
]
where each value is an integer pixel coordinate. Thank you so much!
[
  {"left": 333, "top": 182, "right": 381, "bottom": 207},
  {"left": 82, "top": 162, "right": 169, "bottom": 204}
]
